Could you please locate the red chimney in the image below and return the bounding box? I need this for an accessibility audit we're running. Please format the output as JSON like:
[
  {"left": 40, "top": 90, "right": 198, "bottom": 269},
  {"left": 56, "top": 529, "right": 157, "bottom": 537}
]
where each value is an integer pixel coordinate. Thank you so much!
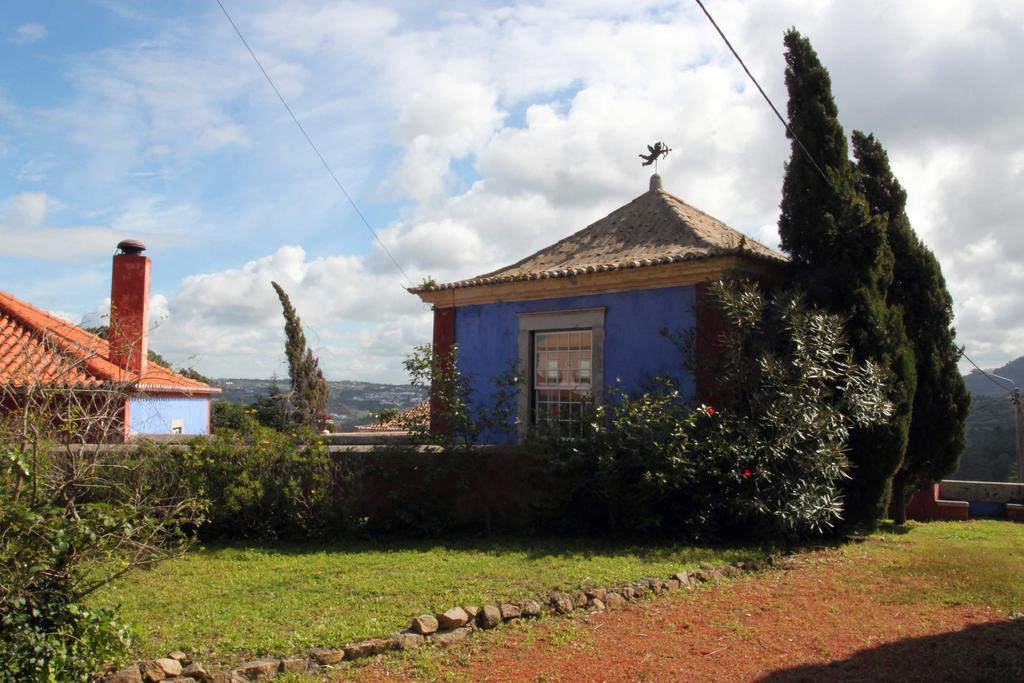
[{"left": 108, "top": 240, "right": 150, "bottom": 375}]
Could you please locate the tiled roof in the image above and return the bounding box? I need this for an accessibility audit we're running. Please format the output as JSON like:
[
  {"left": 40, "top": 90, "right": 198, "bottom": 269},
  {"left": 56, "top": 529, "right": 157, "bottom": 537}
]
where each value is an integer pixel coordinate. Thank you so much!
[
  {"left": 0, "top": 289, "right": 218, "bottom": 394},
  {"left": 356, "top": 399, "right": 429, "bottom": 432},
  {"left": 411, "top": 176, "right": 786, "bottom": 293}
]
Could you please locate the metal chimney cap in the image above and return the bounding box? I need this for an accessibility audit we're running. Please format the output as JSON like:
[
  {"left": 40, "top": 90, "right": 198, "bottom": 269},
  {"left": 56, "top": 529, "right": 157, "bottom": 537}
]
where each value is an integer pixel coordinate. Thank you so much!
[{"left": 116, "top": 239, "right": 147, "bottom": 255}]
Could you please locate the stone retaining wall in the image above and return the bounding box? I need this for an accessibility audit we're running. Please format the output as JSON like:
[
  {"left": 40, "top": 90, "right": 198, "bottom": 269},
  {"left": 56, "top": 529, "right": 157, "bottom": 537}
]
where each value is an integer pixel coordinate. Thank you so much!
[
  {"left": 103, "top": 556, "right": 781, "bottom": 682},
  {"left": 939, "top": 480, "right": 1024, "bottom": 504}
]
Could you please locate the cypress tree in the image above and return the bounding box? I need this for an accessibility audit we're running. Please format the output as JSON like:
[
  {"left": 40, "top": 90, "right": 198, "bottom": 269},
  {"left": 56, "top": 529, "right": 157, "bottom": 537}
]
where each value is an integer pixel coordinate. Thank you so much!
[
  {"left": 271, "top": 281, "right": 330, "bottom": 429},
  {"left": 852, "top": 131, "right": 970, "bottom": 523},
  {"left": 777, "top": 30, "right": 916, "bottom": 529}
]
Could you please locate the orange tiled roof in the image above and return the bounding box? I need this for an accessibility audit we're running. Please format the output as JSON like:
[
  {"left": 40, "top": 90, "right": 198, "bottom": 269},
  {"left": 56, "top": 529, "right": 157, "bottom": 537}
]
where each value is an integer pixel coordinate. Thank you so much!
[
  {"left": 356, "top": 399, "right": 429, "bottom": 432},
  {"left": 410, "top": 176, "right": 786, "bottom": 293},
  {"left": 0, "top": 289, "right": 218, "bottom": 394}
]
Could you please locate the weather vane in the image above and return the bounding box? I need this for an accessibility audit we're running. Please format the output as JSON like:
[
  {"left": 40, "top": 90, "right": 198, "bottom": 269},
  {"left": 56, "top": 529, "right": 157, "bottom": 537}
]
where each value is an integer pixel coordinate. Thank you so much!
[{"left": 639, "top": 141, "right": 672, "bottom": 172}]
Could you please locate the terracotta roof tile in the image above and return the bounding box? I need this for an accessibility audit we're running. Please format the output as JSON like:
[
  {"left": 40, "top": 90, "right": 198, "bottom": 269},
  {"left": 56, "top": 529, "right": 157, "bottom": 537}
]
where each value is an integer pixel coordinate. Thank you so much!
[
  {"left": 0, "top": 289, "right": 218, "bottom": 394},
  {"left": 411, "top": 177, "right": 786, "bottom": 293},
  {"left": 356, "top": 399, "right": 429, "bottom": 432}
]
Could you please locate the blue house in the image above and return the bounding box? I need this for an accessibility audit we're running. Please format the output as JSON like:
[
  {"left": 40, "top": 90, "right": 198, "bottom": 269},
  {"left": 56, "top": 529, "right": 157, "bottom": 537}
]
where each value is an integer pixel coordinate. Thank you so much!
[{"left": 410, "top": 175, "right": 785, "bottom": 443}]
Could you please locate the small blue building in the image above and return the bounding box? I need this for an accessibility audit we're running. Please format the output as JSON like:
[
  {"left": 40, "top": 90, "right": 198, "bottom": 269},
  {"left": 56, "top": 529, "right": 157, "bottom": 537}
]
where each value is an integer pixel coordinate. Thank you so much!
[{"left": 410, "top": 175, "right": 785, "bottom": 443}]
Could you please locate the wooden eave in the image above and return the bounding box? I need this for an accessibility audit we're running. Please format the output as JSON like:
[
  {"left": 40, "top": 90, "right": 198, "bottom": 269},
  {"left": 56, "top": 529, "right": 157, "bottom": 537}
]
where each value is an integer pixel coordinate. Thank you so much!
[{"left": 413, "top": 254, "right": 781, "bottom": 308}]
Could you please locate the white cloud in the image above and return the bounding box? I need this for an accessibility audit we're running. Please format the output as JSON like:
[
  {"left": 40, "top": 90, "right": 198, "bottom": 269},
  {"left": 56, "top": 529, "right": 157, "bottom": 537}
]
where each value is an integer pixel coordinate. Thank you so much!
[
  {"left": 0, "top": 192, "right": 186, "bottom": 260},
  {"left": 148, "top": 245, "right": 430, "bottom": 381},
  {"left": 6, "top": 0, "right": 1024, "bottom": 379},
  {"left": 10, "top": 23, "right": 47, "bottom": 45}
]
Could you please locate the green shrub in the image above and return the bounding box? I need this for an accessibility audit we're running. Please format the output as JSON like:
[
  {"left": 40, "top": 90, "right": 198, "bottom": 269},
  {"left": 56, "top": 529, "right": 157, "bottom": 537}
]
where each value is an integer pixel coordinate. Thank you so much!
[
  {"left": 528, "top": 280, "right": 893, "bottom": 540},
  {"left": 176, "top": 422, "right": 335, "bottom": 539},
  {"left": 0, "top": 504, "right": 131, "bottom": 683}
]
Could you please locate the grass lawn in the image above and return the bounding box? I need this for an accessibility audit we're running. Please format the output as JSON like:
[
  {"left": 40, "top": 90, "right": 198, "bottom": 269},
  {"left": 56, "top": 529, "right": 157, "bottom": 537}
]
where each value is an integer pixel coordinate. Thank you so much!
[
  {"left": 867, "top": 519, "right": 1024, "bottom": 614},
  {"left": 90, "top": 537, "right": 767, "bottom": 666},
  {"left": 350, "top": 520, "right": 1024, "bottom": 682}
]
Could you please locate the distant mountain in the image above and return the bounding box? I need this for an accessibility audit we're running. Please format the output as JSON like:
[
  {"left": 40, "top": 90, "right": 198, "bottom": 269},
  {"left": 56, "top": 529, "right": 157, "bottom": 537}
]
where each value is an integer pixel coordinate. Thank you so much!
[
  {"left": 958, "top": 355, "right": 1022, "bottom": 482},
  {"left": 210, "top": 378, "right": 427, "bottom": 432},
  {"left": 964, "top": 356, "right": 1024, "bottom": 397}
]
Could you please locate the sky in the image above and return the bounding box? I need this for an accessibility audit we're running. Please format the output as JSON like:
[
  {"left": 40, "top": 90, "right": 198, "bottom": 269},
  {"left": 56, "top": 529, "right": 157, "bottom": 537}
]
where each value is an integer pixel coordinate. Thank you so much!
[{"left": 1, "top": 0, "right": 1022, "bottom": 383}]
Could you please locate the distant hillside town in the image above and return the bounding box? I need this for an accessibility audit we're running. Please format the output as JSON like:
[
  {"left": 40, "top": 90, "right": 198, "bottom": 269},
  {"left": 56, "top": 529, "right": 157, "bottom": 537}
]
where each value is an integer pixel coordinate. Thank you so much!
[{"left": 211, "top": 378, "right": 427, "bottom": 432}]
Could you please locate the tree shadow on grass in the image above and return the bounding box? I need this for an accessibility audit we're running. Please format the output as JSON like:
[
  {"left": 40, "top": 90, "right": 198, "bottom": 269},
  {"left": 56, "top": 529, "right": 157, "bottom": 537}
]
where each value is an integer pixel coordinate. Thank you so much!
[{"left": 758, "top": 619, "right": 1024, "bottom": 682}]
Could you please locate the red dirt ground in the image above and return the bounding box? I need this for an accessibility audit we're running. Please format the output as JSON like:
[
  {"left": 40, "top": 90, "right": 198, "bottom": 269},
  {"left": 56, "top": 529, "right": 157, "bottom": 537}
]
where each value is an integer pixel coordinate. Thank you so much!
[{"left": 355, "top": 544, "right": 1024, "bottom": 682}]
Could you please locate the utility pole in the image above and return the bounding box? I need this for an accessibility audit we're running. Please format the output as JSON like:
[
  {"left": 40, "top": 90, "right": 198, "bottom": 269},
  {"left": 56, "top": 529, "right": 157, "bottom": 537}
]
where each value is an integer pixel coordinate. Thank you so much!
[{"left": 1014, "top": 388, "right": 1024, "bottom": 484}]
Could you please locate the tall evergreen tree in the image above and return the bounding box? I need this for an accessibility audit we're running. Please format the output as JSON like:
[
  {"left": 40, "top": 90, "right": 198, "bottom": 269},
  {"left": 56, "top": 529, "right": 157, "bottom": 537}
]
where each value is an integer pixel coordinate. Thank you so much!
[
  {"left": 271, "top": 281, "right": 329, "bottom": 429},
  {"left": 777, "top": 30, "right": 916, "bottom": 529},
  {"left": 852, "top": 131, "right": 970, "bottom": 523}
]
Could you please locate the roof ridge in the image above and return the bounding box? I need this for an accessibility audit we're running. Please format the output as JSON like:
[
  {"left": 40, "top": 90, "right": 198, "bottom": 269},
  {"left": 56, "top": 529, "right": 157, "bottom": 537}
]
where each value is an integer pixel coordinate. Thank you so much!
[
  {"left": 0, "top": 289, "right": 217, "bottom": 393},
  {"left": 411, "top": 182, "right": 786, "bottom": 294}
]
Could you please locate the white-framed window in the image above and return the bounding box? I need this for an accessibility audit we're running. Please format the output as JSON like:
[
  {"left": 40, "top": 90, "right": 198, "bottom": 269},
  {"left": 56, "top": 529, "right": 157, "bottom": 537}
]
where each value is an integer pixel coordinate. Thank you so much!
[
  {"left": 516, "top": 308, "right": 605, "bottom": 441},
  {"left": 533, "top": 330, "right": 593, "bottom": 435}
]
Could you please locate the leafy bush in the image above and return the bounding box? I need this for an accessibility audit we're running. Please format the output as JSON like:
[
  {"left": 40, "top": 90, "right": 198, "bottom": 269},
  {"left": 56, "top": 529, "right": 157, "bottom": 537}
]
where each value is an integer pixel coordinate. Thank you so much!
[
  {"left": 0, "top": 504, "right": 131, "bottom": 683},
  {"left": 529, "top": 280, "right": 893, "bottom": 540},
  {"left": 1, "top": 378, "right": 201, "bottom": 681},
  {"left": 174, "top": 421, "right": 335, "bottom": 539},
  {"left": 402, "top": 344, "right": 518, "bottom": 448}
]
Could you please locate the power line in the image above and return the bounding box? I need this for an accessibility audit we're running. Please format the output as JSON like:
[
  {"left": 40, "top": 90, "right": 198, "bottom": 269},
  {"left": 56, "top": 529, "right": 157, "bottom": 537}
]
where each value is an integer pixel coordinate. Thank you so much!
[
  {"left": 694, "top": 0, "right": 832, "bottom": 188},
  {"left": 214, "top": 0, "right": 413, "bottom": 288},
  {"left": 960, "top": 347, "right": 1017, "bottom": 392}
]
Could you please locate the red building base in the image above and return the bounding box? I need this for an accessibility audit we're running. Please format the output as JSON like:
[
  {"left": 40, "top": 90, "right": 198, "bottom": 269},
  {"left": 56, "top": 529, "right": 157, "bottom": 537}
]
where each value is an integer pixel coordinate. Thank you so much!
[{"left": 905, "top": 484, "right": 969, "bottom": 522}]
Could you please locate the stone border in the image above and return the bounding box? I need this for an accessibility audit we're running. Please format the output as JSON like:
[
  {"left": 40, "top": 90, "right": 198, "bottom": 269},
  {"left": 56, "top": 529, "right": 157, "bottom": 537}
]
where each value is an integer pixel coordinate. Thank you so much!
[{"left": 104, "top": 556, "right": 785, "bottom": 682}]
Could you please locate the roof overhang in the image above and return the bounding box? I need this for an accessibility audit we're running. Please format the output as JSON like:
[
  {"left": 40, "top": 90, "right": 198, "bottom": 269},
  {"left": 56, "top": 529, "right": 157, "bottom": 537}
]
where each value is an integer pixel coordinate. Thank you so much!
[{"left": 412, "top": 253, "right": 782, "bottom": 308}]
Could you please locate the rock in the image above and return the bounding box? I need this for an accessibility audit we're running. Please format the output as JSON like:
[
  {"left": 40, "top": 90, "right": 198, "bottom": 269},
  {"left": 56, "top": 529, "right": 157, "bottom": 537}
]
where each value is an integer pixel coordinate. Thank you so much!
[
  {"left": 606, "top": 592, "right": 626, "bottom": 609},
  {"left": 344, "top": 641, "right": 374, "bottom": 660},
  {"left": 170, "top": 679, "right": 198, "bottom": 683},
  {"left": 694, "top": 569, "right": 717, "bottom": 583},
  {"left": 585, "top": 588, "right": 607, "bottom": 603},
  {"left": 156, "top": 658, "right": 183, "bottom": 677},
  {"left": 237, "top": 658, "right": 279, "bottom": 680},
  {"left": 168, "top": 651, "right": 189, "bottom": 662},
  {"left": 720, "top": 564, "right": 741, "bottom": 578},
  {"left": 477, "top": 605, "right": 502, "bottom": 629},
  {"left": 280, "top": 657, "right": 307, "bottom": 674},
  {"left": 500, "top": 604, "right": 521, "bottom": 620},
  {"left": 621, "top": 585, "right": 636, "bottom": 600},
  {"left": 590, "top": 598, "right": 606, "bottom": 611},
  {"left": 673, "top": 571, "right": 695, "bottom": 589},
  {"left": 433, "top": 627, "right": 471, "bottom": 644},
  {"left": 345, "top": 638, "right": 396, "bottom": 660},
  {"left": 395, "top": 632, "right": 424, "bottom": 650},
  {"left": 550, "top": 593, "right": 574, "bottom": 615},
  {"left": 437, "top": 606, "right": 470, "bottom": 629},
  {"left": 375, "top": 637, "right": 398, "bottom": 653},
  {"left": 140, "top": 659, "right": 171, "bottom": 682},
  {"left": 666, "top": 578, "right": 681, "bottom": 591},
  {"left": 521, "top": 599, "right": 542, "bottom": 617},
  {"left": 109, "top": 665, "right": 143, "bottom": 683},
  {"left": 573, "top": 592, "right": 588, "bottom": 607},
  {"left": 463, "top": 605, "right": 480, "bottom": 619},
  {"left": 309, "top": 647, "right": 344, "bottom": 665},
  {"left": 207, "top": 672, "right": 243, "bottom": 683},
  {"left": 411, "top": 614, "right": 439, "bottom": 635},
  {"left": 182, "top": 662, "right": 212, "bottom": 682}
]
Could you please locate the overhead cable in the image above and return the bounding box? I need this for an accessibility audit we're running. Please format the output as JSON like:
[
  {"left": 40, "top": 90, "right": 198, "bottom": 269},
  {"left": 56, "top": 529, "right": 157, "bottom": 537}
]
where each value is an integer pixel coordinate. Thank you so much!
[
  {"left": 694, "top": 0, "right": 832, "bottom": 188},
  {"left": 215, "top": 0, "right": 413, "bottom": 288}
]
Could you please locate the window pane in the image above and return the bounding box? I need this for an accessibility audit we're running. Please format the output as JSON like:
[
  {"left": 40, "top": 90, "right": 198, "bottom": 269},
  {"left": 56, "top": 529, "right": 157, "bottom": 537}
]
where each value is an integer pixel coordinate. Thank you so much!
[{"left": 534, "top": 330, "right": 593, "bottom": 435}]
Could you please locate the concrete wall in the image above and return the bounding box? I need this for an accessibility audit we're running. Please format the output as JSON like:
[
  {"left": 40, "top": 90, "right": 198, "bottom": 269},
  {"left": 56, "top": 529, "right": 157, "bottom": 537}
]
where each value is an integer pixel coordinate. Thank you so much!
[
  {"left": 128, "top": 396, "right": 210, "bottom": 435},
  {"left": 940, "top": 480, "right": 1024, "bottom": 504},
  {"left": 455, "top": 285, "right": 697, "bottom": 444}
]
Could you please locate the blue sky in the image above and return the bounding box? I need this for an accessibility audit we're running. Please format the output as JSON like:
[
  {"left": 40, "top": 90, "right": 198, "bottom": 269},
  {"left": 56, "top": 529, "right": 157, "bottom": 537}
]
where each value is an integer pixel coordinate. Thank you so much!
[{"left": 2, "top": 1, "right": 1022, "bottom": 381}]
